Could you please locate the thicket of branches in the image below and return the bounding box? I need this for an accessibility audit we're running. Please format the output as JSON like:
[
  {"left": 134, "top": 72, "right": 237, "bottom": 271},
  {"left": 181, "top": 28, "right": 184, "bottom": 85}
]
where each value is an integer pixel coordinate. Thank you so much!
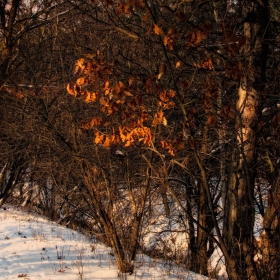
[{"left": 1, "top": 0, "right": 280, "bottom": 279}]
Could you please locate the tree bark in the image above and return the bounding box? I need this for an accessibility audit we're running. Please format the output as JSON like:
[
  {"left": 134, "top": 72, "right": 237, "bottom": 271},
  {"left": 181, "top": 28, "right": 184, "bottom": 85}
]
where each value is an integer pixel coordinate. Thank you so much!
[
  {"left": 0, "top": 155, "right": 25, "bottom": 207},
  {"left": 262, "top": 167, "right": 280, "bottom": 279},
  {"left": 224, "top": 1, "right": 269, "bottom": 279}
]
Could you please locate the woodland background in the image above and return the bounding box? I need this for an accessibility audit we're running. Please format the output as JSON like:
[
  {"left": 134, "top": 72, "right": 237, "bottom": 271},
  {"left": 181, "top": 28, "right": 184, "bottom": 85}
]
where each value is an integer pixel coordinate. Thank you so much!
[{"left": 1, "top": 1, "right": 280, "bottom": 279}]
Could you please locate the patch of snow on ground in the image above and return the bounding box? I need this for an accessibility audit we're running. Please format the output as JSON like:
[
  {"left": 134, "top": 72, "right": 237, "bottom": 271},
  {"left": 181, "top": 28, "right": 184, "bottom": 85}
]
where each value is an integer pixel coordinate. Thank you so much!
[{"left": 0, "top": 205, "right": 210, "bottom": 280}]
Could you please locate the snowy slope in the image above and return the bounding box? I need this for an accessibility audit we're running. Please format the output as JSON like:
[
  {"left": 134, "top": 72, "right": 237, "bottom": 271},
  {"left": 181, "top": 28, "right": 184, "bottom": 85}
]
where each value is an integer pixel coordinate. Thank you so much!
[{"left": 0, "top": 206, "right": 209, "bottom": 280}]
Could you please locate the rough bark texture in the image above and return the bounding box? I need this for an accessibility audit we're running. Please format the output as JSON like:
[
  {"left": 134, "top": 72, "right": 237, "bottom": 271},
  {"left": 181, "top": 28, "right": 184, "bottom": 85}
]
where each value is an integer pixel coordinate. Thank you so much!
[
  {"left": 262, "top": 168, "right": 280, "bottom": 279},
  {"left": 224, "top": 1, "right": 269, "bottom": 279},
  {"left": 0, "top": 155, "right": 25, "bottom": 207}
]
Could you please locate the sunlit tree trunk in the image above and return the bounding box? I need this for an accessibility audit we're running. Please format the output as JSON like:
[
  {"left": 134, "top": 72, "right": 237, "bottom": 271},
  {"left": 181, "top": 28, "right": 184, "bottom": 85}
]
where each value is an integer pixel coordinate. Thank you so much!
[
  {"left": 224, "top": 82, "right": 259, "bottom": 280},
  {"left": 224, "top": 1, "right": 269, "bottom": 279}
]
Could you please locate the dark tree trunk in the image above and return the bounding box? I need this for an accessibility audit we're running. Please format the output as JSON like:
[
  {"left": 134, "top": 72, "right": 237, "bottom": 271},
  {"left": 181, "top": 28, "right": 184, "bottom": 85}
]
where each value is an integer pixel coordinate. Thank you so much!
[{"left": 262, "top": 168, "right": 280, "bottom": 279}]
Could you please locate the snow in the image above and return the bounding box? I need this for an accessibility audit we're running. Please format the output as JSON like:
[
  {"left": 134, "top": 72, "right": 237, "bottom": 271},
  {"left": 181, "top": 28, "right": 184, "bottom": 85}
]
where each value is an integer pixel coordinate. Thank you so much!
[{"left": 0, "top": 205, "right": 210, "bottom": 280}]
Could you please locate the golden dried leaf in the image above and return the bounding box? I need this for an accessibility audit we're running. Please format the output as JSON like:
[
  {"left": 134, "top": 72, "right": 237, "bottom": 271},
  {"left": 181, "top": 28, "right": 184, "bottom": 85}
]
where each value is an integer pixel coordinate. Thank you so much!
[
  {"left": 175, "top": 61, "right": 181, "bottom": 68},
  {"left": 90, "top": 117, "right": 102, "bottom": 127},
  {"left": 124, "top": 140, "right": 133, "bottom": 147},
  {"left": 152, "top": 23, "right": 164, "bottom": 35},
  {"left": 85, "top": 91, "right": 97, "bottom": 103},
  {"left": 118, "top": 81, "right": 124, "bottom": 89},
  {"left": 112, "top": 85, "right": 121, "bottom": 96},
  {"left": 162, "top": 117, "right": 167, "bottom": 126},
  {"left": 169, "top": 149, "right": 175, "bottom": 156},
  {"left": 76, "top": 77, "right": 85, "bottom": 86},
  {"left": 104, "top": 81, "right": 110, "bottom": 89},
  {"left": 99, "top": 97, "right": 108, "bottom": 106},
  {"left": 159, "top": 91, "right": 168, "bottom": 102},
  {"left": 152, "top": 110, "right": 165, "bottom": 126},
  {"left": 84, "top": 93, "right": 91, "bottom": 103},
  {"left": 103, "top": 137, "right": 110, "bottom": 148},
  {"left": 75, "top": 58, "right": 85, "bottom": 74},
  {"left": 160, "top": 140, "right": 169, "bottom": 149},
  {"left": 94, "top": 131, "right": 104, "bottom": 144},
  {"left": 66, "top": 84, "right": 76, "bottom": 96},
  {"left": 163, "top": 36, "right": 169, "bottom": 46},
  {"left": 124, "top": 90, "right": 133, "bottom": 97}
]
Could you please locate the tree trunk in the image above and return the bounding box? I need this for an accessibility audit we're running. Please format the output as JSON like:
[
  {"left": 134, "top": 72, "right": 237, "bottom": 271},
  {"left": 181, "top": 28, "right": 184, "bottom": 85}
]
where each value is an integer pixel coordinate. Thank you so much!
[
  {"left": 262, "top": 167, "right": 280, "bottom": 279},
  {"left": 224, "top": 1, "right": 269, "bottom": 278},
  {"left": 197, "top": 181, "right": 209, "bottom": 276},
  {"left": 0, "top": 156, "right": 25, "bottom": 207}
]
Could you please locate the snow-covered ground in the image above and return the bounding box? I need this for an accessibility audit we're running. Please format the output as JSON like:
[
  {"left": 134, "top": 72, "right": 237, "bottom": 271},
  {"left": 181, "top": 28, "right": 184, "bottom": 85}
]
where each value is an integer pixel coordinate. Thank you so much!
[{"left": 0, "top": 205, "right": 209, "bottom": 280}]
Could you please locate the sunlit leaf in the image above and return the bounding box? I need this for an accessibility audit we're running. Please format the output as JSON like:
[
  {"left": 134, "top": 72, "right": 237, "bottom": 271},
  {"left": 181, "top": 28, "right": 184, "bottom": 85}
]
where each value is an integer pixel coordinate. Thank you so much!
[
  {"left": 75, "top": 58, "right": 85, "bottom": 74},
  {"left": 151, "top": 23, "right": 164, "bottom": 35},
  {"left": 90, "top": 117, "right": 102, "bottom": 127},
  {"left": 66, "top": 84, "right": 76, "bottom": 96},
  {"left": 99, "top": 97, "right": 108, "bottom": 106},
  {"left": 94, "top": 131, "right": 104, "bottom": 144},
  {"left": 103, "top": 137, "right": 110, "bottom": 148},
  {"left": 76, "top": 77, "right": 85, "bottom": 86}
]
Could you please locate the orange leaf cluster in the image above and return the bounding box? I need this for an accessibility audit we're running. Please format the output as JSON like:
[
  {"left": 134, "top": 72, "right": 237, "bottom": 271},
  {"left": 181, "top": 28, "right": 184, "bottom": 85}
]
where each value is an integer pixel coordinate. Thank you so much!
[
  {"left": 66, "top": 51, "right": 180, "bottom": 151},
  {"left": 94, "top": 131, "right": 105, "bottom": 144},
  {"left": 123, "top": 126, "right": 152, "bottom": 146},
  {"left": 93, "top": 125, "right": 152, "bottom": 149},
  {"left": 85, "top": 91, "right": 98, "bottom": 103}
]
